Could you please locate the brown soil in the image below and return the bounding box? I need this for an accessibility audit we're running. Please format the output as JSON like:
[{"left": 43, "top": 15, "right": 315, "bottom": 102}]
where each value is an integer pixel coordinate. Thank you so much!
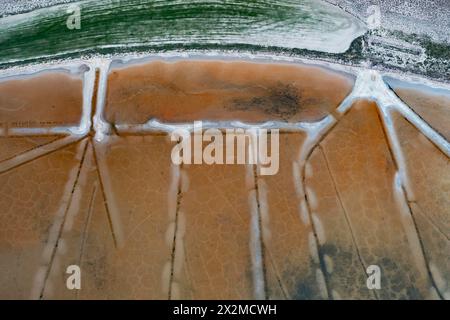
[
  {"left": 0, "top": 72, "right": 83, "bottom": 130},
  {"left": 104, "top": 60, "right": 354, "bottom": 125}
]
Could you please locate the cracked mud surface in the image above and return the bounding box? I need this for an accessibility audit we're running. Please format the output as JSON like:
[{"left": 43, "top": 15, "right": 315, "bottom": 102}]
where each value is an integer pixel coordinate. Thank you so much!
[{"left": 0, "top": 60, "right": 449, "bottom": 299}]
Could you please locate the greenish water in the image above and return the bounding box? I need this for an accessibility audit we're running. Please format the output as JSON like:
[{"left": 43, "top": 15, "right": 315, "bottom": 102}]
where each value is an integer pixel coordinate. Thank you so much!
[
  {"left": 0, "top": 0, "right": 365, "bottom": 66},
  {"left": 1, "top": 0, "right": 449, "bottom": 82}
]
